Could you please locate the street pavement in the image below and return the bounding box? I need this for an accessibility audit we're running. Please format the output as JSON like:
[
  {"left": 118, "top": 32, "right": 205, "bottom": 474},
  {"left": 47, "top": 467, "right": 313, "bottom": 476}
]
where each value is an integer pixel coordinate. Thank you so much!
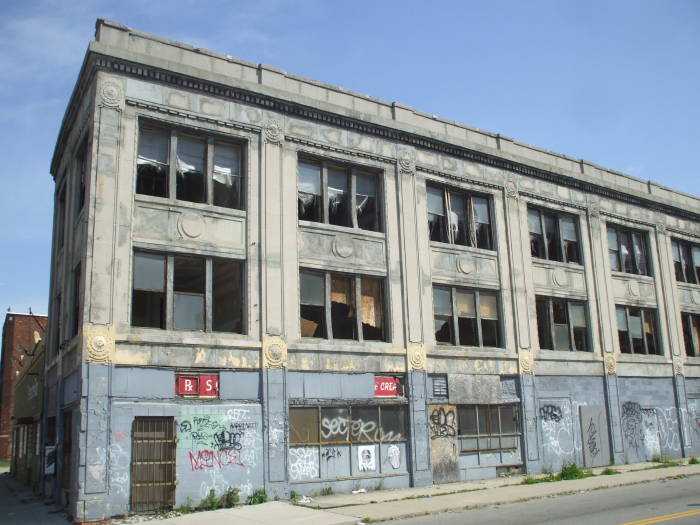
[{"left": 1, "top": 461, "right": 699, "bottom": 525}]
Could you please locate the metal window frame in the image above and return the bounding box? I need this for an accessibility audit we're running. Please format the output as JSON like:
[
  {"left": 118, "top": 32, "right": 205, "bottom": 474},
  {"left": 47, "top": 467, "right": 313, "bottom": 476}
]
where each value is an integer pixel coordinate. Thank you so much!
[
  {"left": 427, "top": 184, "right": 493, "bottom": 250},
  {"left": 607, "top": 224, "right": 651, "bottom": 276},
  {"left": 456, "top": 404, "right": 521, "bottom": 453},
  {"left": 617, "top": 305, "right": 660, "bottom": 355},
  {"left": 672, "top": 238, "right": 700, "bottom": 284},
  {"left": 528, "top": 206, "right": 581, "bottom": 264},
  {"left": 536, "top": 296, "right": 589, "bottom": 352},
  {"left": 682, "top": 312, "right": 700, "bottom": 357},
  {"left": 434, "top": 285, "right": 501, "bottom": 348}
]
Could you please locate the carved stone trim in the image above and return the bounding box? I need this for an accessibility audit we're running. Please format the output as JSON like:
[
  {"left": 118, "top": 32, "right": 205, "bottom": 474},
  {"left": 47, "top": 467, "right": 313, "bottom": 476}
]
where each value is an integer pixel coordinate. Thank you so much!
[
  {"left": 177, "top": 212, "right": 204, "bottom": 239},
  {"left": 587, "top": 196, "right": 601, "bottom": 219},
  {"left": 407, "top": 344, "right": 426, "bottom": 370},
  {"left": 99, "top": 80, "right": 123, "bottom": 108},
  {"left": 627, "top": 280, "right": 641, "bottom": 298},
  {"left": 264, "top": 119, "right": 283, "bottom": 144},
  {"left": 603, "top": 353, "right": 617, "bottom": 375},
  {"left": 457, "top": 254, "right": 475, "bottom": 275},
  {"left": 519, "top": 351, "right": 533, "bottom": 375},
  {"left": 673, "top": 360, "right": 684, "bottom": 377},
  {"left": 552, "top": 268, "right": 568, "bottom": 288},
  {"left": 84, "top": 324, "right": 115, "bottom": 364},
  {"left": 505, "top": 177, "right": 519, "bottom": 200},
  {"left": 398, "top": 148, "right": 415, "bottom": 175},
  {"left": 287, "top": 136, "right": 395, "bottom": 165},
  {"left": 692, "top": 290, "right": 700, "bottom": 306},
  {"left": 332, "top": 236, "right": 354, "bottom": 258},
  {"left": 262, "top": 337, "right": 287, "bottom": 369}
]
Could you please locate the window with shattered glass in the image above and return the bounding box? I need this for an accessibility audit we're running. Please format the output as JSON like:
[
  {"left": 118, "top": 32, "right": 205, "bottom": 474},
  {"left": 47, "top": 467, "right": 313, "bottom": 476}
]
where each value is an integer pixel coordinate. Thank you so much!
[
  {"left": 426, "top": 184, "right": 492, "bottom": 250},
  {"left": 297, "top": 157, "right": 381, "bottom": 232},
  {"left": 432, "top": 285, "right": 501, "bottom": 347}
]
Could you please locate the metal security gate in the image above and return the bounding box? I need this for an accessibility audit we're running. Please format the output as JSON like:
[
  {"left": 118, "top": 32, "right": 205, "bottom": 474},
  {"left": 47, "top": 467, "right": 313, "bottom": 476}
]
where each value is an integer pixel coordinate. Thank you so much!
[{"left": 130, "top": 417, "right": 176, "bottom": 512}]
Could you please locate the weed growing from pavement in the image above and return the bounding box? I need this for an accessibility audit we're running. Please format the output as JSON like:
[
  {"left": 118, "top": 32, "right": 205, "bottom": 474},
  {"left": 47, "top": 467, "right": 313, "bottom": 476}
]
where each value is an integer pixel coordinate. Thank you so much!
[
  {"left": 689, "top": 457, "right": 699, "bottom": 465},
  {"left": 246, "top": 489, "right": 268, "bottom": 505},
  {"left": 600, "top": 468, "right": 620, "bottom": 475},
  {"left": 321, "top": 486, "right": 334, "bottom": 496}
]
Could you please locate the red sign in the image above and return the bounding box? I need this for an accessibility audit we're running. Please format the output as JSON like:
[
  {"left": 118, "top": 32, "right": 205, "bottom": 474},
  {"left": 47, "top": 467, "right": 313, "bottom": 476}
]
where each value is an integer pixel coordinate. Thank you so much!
[
  {"left": 375, "top": 376, "right": 401, "bottom": 397},
  {"left": 176, "top": 374, "right": 219, "bottom": 398}
]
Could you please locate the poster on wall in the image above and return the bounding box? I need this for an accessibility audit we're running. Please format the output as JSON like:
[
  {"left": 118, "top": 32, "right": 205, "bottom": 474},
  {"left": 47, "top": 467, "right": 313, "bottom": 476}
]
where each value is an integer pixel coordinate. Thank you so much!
[
  {"left": 357, "top": 445, "right": 376, "bottom": 472},
  {"left": 44, "top": 446, "right": 56, "bottom": 475}
]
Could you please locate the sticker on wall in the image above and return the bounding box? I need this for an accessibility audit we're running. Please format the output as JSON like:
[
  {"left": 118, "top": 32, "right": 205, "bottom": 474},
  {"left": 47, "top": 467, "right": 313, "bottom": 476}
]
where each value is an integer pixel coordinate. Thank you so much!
[
  {"left": 44, "top": 446, "right": 56, "bottom": 475},
  {"left": 357, "top": 445, "right": 376, "bottom": 472},
  {"left": 387, "top": 444, "right": 401, "bottom": 469}
]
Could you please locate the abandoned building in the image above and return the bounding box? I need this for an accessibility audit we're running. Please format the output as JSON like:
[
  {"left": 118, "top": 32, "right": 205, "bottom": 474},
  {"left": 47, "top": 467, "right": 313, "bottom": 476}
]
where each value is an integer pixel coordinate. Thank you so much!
[{"left": 44, "top": 18, "right": 700, "bottom": 523}]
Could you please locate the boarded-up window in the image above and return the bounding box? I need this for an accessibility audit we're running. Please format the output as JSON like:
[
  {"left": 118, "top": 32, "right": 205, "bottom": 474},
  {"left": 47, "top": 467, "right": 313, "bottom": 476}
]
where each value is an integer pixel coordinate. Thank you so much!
[{"left": 130, "top": 417, "right": 176, "bottom": 512}]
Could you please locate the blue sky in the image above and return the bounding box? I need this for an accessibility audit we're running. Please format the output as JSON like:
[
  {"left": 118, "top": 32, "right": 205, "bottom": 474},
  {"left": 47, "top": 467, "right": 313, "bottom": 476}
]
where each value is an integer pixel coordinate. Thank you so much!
[{"left": 1, "top": 0, "right": 698, "bottom": 315}]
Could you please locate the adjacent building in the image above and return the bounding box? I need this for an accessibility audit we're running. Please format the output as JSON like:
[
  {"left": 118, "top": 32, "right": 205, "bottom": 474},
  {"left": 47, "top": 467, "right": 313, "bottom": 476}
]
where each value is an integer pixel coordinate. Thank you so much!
[{"left": 44, "top": 19, "right": 700, "bottom": 523}]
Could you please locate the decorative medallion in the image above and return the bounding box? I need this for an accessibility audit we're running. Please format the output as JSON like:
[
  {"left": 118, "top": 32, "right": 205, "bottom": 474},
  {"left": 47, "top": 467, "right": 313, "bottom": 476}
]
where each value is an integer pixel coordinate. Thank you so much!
[
  {"left": 264, "top": 118, "right": 283, "bottom": 144},
  {"left": 332, "top": 236, "right": 354, "bottom": 258},
  {"left": 603, "top": 354, "right": 617, "bottom": 375},
  {"left": 457, "top": 254, "right": 475, "bottom": 275},
  {"left": 673, "top": 361, "right": 684, "bottom": 377},
  {"left": 627, "top": 280, "right": 641, "bottom": 298},
  {"left": 552, "top": 268, "right": 568, "bottom": 288},
  {"left": 397, "top": 149, "right": 415, "bottom": 175},
  {"left": 519, "top": 351, "right": 533, "bottom": 375},
  {"left": 587, "top": 196, "right": 601, "bottom": 220},
  {"left": 84, "top": 324, "right": 115, "bottom": 364},
  {"left": 407, "top": 344, "right": 426, "bottom": 370},
  {"left": 692, "top": 290, "right": 700, "bottom": 306},
  {"left": 504, "top": 177, "right": 519, "bottom": 200},
  {"left": 656, "top": 222, "right": 667, "bottom": 236},
  {"left": 262, "top": 337, "right": 287, "bottom": 368},
  {"left": 100, "top": 80, "right": 123, "bottom": 108},
  {"left": 177, "top": 212, "right": 204, "bottom": 239}
]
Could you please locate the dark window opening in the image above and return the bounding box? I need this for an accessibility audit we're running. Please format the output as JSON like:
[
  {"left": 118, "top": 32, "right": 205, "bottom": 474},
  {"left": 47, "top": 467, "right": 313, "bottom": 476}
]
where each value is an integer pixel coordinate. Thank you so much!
[
  {"left": 607, "top": 225, "right": 651, "bottom": 276},
  {"left": 300, "top": 270, "right": 326, "bottom": 338},
  {"left": 212, "top": 258, "right": 243, "bottom": 332},
  {"left": 536, "top": 297, "right": 588, "bottom": 351},
  {"left": 331, "top": 274, "right": 357, "bottom": 339},
  {"left": 57, "top": 187, "right": 66, "bottom": 250},
  {"left": 212, "top": 142, "right": 243, "bottom": 209},
  {"left": 361, "top": 277, "right": 385, "bottom": 341},
  {"left": 528, "top": 207, "right": 580, "bottom": 264},
  {"left": 75, "top": 139, "right": 87, "bottom": 216},
  {"left": 682, "top": 312, "right": 700, "bottom": 357},
  {"left": 616, "top": 305, "right": 660, "bottom": 355},
  {"left": 173, "top": 256, "right": 205, "bottom": 330},
  {"left": 433, "top": 285, "right": 501, "bottom": 348},
  {"left": 672, "top": 239, "right": 700, "bottom": 284},
  {"left": 297, "top": 158, "right": 381, "bottom": 232},
  {"left": 428, "top": 184, "right": 493, "bottom": 250},
  {"left": 132, "top": 252, "right": 166, "bottom": 328},
  {"left": 136, "top": 128, "right": 169, "bottom": 198},
  {"left": 71, "top": 263, "right": 81, "bottom": 337},
  {"left": 176, "top": 136, "right": 206, "bottom": 203}
]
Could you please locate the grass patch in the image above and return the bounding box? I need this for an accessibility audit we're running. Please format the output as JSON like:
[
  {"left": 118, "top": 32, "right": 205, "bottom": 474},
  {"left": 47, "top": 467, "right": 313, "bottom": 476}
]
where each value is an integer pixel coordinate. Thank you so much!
[
  {"left": 521, "top": 472, "right": 557, "bottom": 485},
  {"left": 0, "top": 461, "right": 10, "bottom": 468},
  {"left": 600, "top": 467, "right": 620, "bottom": 475},
  {"left": 689, "top": 457, "right": 699, "bottom": 465},
  {"left": 320, "top": 486, "right": 334, "bottom": 496},
  {"left": 246, "top": 489, "right": 268, "bottom": 505},
  {"left": 559, "top": 462, "right": 593, "bottom": 480}
]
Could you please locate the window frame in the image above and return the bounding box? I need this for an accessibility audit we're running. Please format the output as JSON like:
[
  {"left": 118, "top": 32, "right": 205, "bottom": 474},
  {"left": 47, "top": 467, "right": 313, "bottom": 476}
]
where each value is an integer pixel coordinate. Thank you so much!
[
  {"left": 456, "top": 404, "right": 521, "bottom": 453},
  {"left": 131, "top": 250, "right": 245, "bottom": 334},
  {"left": 535, "top": 296, "right": 589, "bottom": 352},
  {"left": 299, "top": 269, "right": 387, "bottom": 342},
  {"left": 527, "top": 206, "right": 581, "bottom": 264},
  {"left": 297, "top": 156, "right": 383, "bottom": 232},
  {"left": 70, "top": 263, "right": 81, "bottom": 338},
  {"left": 426, "top": 183, "right": 494, "bottom": 250},
  {"left": 135, "top": 123, "right": 245, "bottom": 210},
  {"left": 681, "top": 312, "right": 700, "bottom": 357},
  {"left": 432, "top": 285, "right": 502, "bottom": 348},
  {"left": 74, "top": 138, "right": 88, "bottom": 220},
  {"left": 671, "top": 238, "right": 700, "bottom": 285},
  {"left": 616, "top": 305, "right": 661, "bottom": 355},
  {"left": 607, "top": 224, "right": 651, "bottom": 276}
]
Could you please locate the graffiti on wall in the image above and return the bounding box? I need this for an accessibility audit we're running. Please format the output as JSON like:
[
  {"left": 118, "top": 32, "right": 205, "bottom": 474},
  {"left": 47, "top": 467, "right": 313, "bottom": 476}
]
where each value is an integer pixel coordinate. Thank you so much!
[
  {"left": 321, "top": 447, "right": 342, "bottom": 462},
  {"left": 320, "top": 414, "right": 403, "bottom": 442},
  {"left": 289, "top": 447, "right": 319, "bottom": 480},
  {"left": 539, "top": 405, "right": 563, "bottom": 423},
  {"left": 429, "top": 407, "right": 456, "bottom": 439},
  {"left": 619, "top": 401, "right": 682, "bottom": 459},
  {"left": 585, "top": 417, "right": 600, "bottom": 460}
]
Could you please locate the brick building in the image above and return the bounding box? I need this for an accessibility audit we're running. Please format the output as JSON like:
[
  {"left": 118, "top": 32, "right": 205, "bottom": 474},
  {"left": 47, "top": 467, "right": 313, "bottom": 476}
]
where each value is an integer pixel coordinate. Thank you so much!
[
  {"left": 44, "top": 19, "right": 700, "bottom": 522},
  {"left": 0, "top": 312, "right": 47, "bottom": 462}
]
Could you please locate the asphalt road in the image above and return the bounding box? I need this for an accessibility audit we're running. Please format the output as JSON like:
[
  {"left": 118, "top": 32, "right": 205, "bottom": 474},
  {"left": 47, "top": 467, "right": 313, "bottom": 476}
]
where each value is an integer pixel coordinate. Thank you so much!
[{"left": 392, "top": 476, "right": 700, "bottom": 525}]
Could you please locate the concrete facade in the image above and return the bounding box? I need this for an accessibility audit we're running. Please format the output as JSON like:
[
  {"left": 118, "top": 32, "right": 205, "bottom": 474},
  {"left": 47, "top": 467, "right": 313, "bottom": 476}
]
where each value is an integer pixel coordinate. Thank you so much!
[{"left": 43, "top": 19, "right": 700, "bottom": 522}]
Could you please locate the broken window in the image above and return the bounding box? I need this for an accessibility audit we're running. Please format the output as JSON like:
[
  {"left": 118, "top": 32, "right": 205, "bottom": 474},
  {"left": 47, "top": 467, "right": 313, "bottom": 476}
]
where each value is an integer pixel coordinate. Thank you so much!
[
  {"left": 131, "top": 250, "right": 244, "bottom": 333},
  {"left": 56, "top": 185, "right": 66, "bottom": 250},
  {"left": 176, "top": 136, "right": 206, "bottom": 203},
  {"left": 616, "top": 305, "right": 659, "bottom": 355},
  {"left": 136, "top": 122, "right": 244, "bottom": 209},
  {"left": 71, "top": 263, "right": 81, "bottom": 337},
  {"left": 681, "top": 312, "right": 700, "bottom": 357},
  {"left": 607, "top": 224, "right": 650, "bottom": 276},
  {"left": 536, "top": 297, "right": 589, "bottom": 351},
  {"left": 297, "top": 157, "right": 382, "bottom": 232},
  {"left": 457, "top": 404, "right": 520, "bottom": 452},
  {"left": 299, "top": 269, "right": 386, "bottom": 341},
  {"left": 426, "top": 184, "right": 493, "bottom": 250},
  {"left": 671, "top": 238, "right": 700, "bottom": 284},
  {"left": 173, "top": 256, "right": 205, "bottom": 330},
  {"left": 528, "top": 207, "right": 580, "bottom": 264},
  {"left": 432, "top": 286, "right": 501, "bottom": 347},
  {"left": 75, "top": 139, "right": 87, "bottom": 217}
]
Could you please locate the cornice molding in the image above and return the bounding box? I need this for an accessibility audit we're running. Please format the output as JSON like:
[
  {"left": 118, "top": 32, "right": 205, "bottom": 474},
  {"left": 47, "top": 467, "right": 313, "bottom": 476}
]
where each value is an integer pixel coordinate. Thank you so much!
[
  {"left": 72, "top": 53, "right": 700, "bottom": 222},
  {"left": 286, "top": 135, "right": 395, "bottom": 165}
]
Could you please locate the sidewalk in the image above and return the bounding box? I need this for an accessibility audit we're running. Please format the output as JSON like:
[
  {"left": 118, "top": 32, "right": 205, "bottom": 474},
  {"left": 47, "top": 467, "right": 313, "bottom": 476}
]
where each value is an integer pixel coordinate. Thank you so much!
[{"left": 0, "top": 468, "right": 69, "bottom": 525}]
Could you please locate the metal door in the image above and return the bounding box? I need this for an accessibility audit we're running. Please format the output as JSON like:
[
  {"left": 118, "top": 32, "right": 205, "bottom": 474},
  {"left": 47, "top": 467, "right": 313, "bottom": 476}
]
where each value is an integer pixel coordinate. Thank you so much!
[{"left": 130, "top": 417, "right": 176, "bottom": 512}]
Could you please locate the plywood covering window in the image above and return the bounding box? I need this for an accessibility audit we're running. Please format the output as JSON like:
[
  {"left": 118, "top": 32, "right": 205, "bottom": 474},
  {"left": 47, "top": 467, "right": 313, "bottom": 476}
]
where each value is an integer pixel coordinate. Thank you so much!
[
  {"left": 528, "top": 207, "right": 580, "bottom": 264},
  {"left": 616, "top": 305, "right": 660, "bottom": 355},
  {"left": 297, "top": 157, "right": 381, "bottom": 232},
  {"left": 299, "top": 269, "right": 386, "bottom": 341},
  {"left": 433, "top": 286, "right": 501, "bottom": 347},
  {"left": 136, "top": 124, "right": 244, "bottom": 209},
  {"left": 536, "top": 296, "right": 589, "bottom": 351},
  {"left": 607, "top": 224, "right": 650, "bottom": 276},
  {"left": 671, "top": 239, "right": 700, "bottom": 284},
  {"left": 132, "top": 250, "right": 243, "bottom": 333},
  {"left": 426, "top": 184, "right": 493, "bottom": 250},
  {"left": 681, "top": 312, "right": 700, "bottom": 357}
]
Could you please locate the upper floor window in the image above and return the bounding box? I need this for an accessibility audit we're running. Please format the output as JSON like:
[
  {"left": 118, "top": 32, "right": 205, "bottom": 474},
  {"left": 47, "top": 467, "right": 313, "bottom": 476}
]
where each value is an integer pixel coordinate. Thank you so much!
[
  {"left": 56, "top": 185, "right": 66, "bottom": 250},
  {"left": 536, "top": 296, "right": 588, "bottom": 351},
  {"left": 71, "top": 263, "right": 81, "bottom": 338},
  {"left": 681, "top": 312, "right": 700, "bottom": 357},
  {"left": 299, "top": 269, "right": 385, "bottom": 341},
  {"left": 616, "top": 305, "right": 659, "bottom": 355},
  {"left": 75, "top": 139, "right": 87, "bottom": 217},
  {"left": 297, "top": 158, "right": 381, "bottom": 232},
  {"left": 433, "top": 286, "right": 501, "bottom": 347},
  {"left": 132, "top": 250, "right": 244, "bottom": 333},
  {"left": 136, "top": 126, "right": 243, "bottom": 210},
  {"left": 427, "top": 185, "right": 492, "bottom": 250},
  {"left": 671, "top": 239, "right": 700, "bottom": 284},
  {"left": 528, "top": 207, "right": 580, "bottom": 264},
  {"left": 607, "top": 224, "right": 650, "bottom": 276}
]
